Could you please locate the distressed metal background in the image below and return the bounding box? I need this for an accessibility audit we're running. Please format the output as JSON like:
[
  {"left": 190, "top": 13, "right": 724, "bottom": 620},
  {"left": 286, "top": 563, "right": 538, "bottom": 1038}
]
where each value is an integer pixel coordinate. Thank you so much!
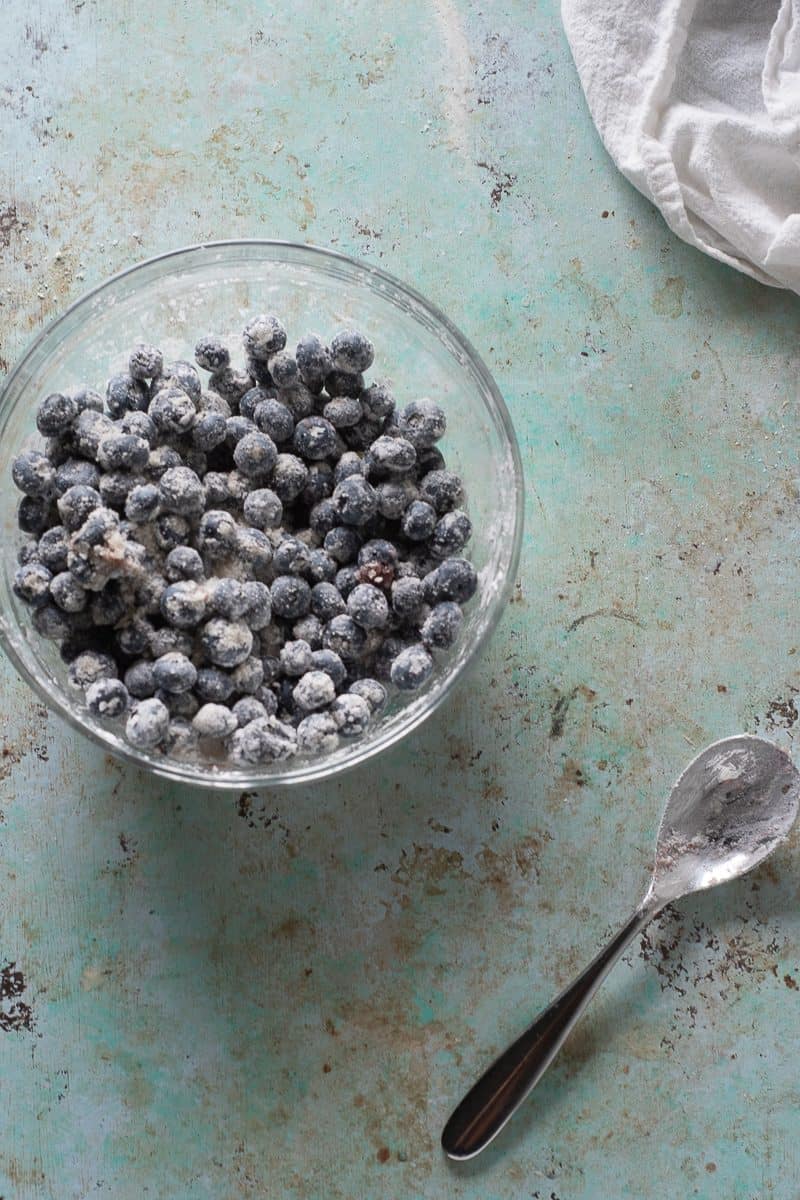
[{"left": 1, "top": 2, "right": 799, "bottom": 1197}]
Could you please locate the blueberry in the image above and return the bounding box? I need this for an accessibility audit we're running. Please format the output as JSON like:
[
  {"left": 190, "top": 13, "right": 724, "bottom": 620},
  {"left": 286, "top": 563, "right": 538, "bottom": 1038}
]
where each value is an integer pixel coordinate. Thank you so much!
[
  {"left": 272, "top": 453, "right": 308, "bottom": 502},
  {"left": 37, "top": 525, "right": 69, "bottom": 572},
  {"left": 126, "top": 697, "right": 170, "bottom": 748},
  {"left": 146, "top": 445, "right": 183, "bottom": 479},
  {"left": 274, "top": 536, "right": 311, "bottom": 576},
  {"left": 198, "top": 510, "right": 238, "bottom": 560},
  {"left": 398, "top": 399, "right": 446, "bottom": 448},
  {"left": 310, "top": 581, "right": 346, "bottom": 622},
  {"left": 401, "top": 499, "right": 437, "bottom": 541},
  {"left": 209, "top": 577, "right": 249, "bottom": 620},
  {"left": 424, "top": 557, "right": 477, "bottom": 604},
  {"left": 13, "top": 562, "right": 52, "bottom": 606},
  {"left": 307, "top": 549, "right": 337, "bottom": 584},
  {"left": 360, "top": 380, "right": 395, "bottom": 420},
  {"left": 18, "top": 496, "right": 52, "bottom": 535},
  {"left": 323, "top": 397, "right": 362, "bottom": 428},
  {"left": 243, "top": 487, "right": 282, "bottom": 530},
  {"left": 57, "top": 485, "right": 101, "bottom": 532},
  {"left": 292, "top": 669, "right": 336, "bottom": 713},
  {"left": 296, "top": 711, "right": 339, "bottom": 754},
  {"left": 348, "top": 677, "right": 387, "bottom": 713},
  {"left": 341, "top": 416, "right": 385, "bottom": 451},
  {"left": 36, "top": 392, "right": 78, "bottom": 436},
  {"left": 90, "top": 584, "right": 127, "bottom": 627},
  {"left": 292, "top": 614, "right": 323, "bottom": 650},
  {"left": 96, "top": 433, "right": 150, "bottom": 472},
  {"left": 293, "top": 416, "right": 336, "bottom": 460},
  {"left": 149, "top": 386, "right": 196, "bottom": 436},
  {"left": 391, "top": 575, "right": 426, "bottom": 619},
  {"left": 230, "top": 656, "right": 264, "bottom": 694},
  {"left": 209, "top": 366, "right": 256, "bottom": 403},
  {"left": 332, "top": 476, "right": 377, "bottom": 526},
  {"left": 348, "top": 583, "right": 390, "bottom": 630},
  {"left": 154, "top": 513, "right": 191, "bottom": 552},
  {"left": 165, "top": 546, "right": 204, "bottom": 582},
  {"left": 125, "top": 483, "right": 161, "bottom": 524},
  {"left": 416, "top": 446, "right": 446, "bottom": 475},
  {"left": 332, "top": 453, "right": 363, "bottom": 486},
  {"left": 32, "top": 603, "right": 73, "bottom": 640},
  {"left": 334, "top": 565, "right": 360, "bottom": 598},
  {"left": 241, "top": 581, "right": 272, "bottom": 630},
  {"left": 280, "top": 384, "right": 316, "bottom": 419},
  {"left": 322, "top": 614, "right": 366, "bottom": 662},
  {"left": 158, "top": 466, "right": 205, "bottom": 516},
  {"left": 271, "top": 575, "right": 311, "bottom": 620},
  {"left": 106, "top": 373, "right": 148, "bottom": 417},
  {"left": 159, "top": 360, "right": 202, "bottom": 403},
  {"left": 135, "top": 573, "right": 168, "bottom": 617},
  {"left": 225, "top": 415, "right": 257, "bottom": 447},
  {"left": 309, "top": 498, "right": 340, "bottom": 536},
  {"left": 243, "top": 314, "right": 287, "bottom": 361},
  {"left": 233, "top": 431, "right": 278, "bottom": 480},
  {"left": 190, "top": 703, "right": 236, "bottom": 740},
  {"left": 98, "top": 471, "right": 141, "bottom": 510},
  {"left": 195, "top": 667, "right": 235, "bottom": 703},
  {"left": 202, "top": 473, "right": 231, "bottom": 508},
  {"left": 119, "top": 411, "right": 156, "bottom": 445},
  {"left": 267, "top": 350, "right": 298, "bottom": 390},
  {"left": 12, "top": 450, "right": 56, "bottom": 499},
  {"left": 50, "top": 571, "right": 88, "bottom": 613},
  {"left": 152, "top": 651, "right": 197, "bottom": 694},
  {"left": 365, "top": 435, "right": 416, "bottom": 476},
  {"left": 115, "top": 617, "right": 153, "bottom": 657},
  {"left": 225, "top": 471, "right": 250, "bottom": 508},
  {"left": 228, "top": 716, "right": 297, "bottom": 764},
  {"left": 192, "top": 411, "right": 228, "bottom": 452},
  {"left": 162, "top": 717, "right": 199, "bottom": 755},
  {"left": 295, "top": 334, "right": 332, "bottom": 388},
  {"left": 235, "top": 528, "right": 273, "bottom": 580},
  {"left": 390, "top": 643, "right": 434, "bottom": 690},
  {"left": 44, "top": 435, "right": 72, "bottom": 467},
  {"left": 17, "top": 540, "right": 40, "bottom": 565},
  {"left": 200, "top": 618, "right": 253, "bottom": 668},
  {"left": 197, "top": 391, "right": 232, "bottom": 420},
  {"left": 330, "top": 693, "right": 371, "bottom": 737},
  {"left": 421, "top": 601, "right": 463, "bottom": 649},
  {"left": 124, "top": 660, "right": 156, "bottom": 699},
  {"left": 129, "top": 343, "right": 163, "bottom": 380},
  {"left": 194, "top": 336, "right": 230, "bottom": 373},
  {"left": 358, "top": 539, "right": 398, "bottom": 568},
  {"left": 309, "top": 648, "right": 347, "bottom": 687},
  {"left": 253, "top": 397, "right": 294, "bottom": 443},
  {"left": 232, "top": 696, "right": 268, "bottom": 727},
  {"left": 161, "top": 581, "right": 207, "bottom": 628},
  {"left": 429, "top": 510, "right": 472, "bottom": 558},
  {"left": 74, "top": 410, "right": 114, "bottom": 459},
  {"left": 323, "top": 526, "right": 361, "bottom": 564},
  {"left": 68, "top": 385, "right": 105, "bottom": 415},
  {"left": 324, "top": 369, "right": 364, "bottom": 399},
  {"left": 330, "top": 328, "right": 374, "bottom": 374},
  {"left": 55, "top": 458, "right": 101, "bottom": 495},
  {"left": 67, "top": 650, "right": 118, "bottom": 690},
  {"left": 86, "top": 677, "right": 130, "bottom": 718},
  {"left": 235, "top": 386, "right": 269, "bottom": 422},
  {"left": 419, "top": 469, "right": 464, "bottom": 513}
]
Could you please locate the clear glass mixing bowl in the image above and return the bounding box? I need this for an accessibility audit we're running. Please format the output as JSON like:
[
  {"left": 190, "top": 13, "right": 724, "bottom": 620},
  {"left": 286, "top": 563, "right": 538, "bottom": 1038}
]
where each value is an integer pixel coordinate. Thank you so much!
[{"left": 0, "top": 241, "right": 523, "bottom": 788}]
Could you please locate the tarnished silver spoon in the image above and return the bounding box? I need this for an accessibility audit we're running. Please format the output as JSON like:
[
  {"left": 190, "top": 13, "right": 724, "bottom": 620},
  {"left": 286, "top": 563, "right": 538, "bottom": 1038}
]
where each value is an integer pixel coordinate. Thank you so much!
[{"left": 442, "top": 735, "right": 800, "bottom": 1161}]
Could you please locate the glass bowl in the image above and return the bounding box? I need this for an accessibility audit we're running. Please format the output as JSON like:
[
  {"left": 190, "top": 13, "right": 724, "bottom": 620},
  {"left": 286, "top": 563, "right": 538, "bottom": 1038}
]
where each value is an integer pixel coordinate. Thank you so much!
[{"left": 0, "top": 241, "right": 523, "bottom": 789}]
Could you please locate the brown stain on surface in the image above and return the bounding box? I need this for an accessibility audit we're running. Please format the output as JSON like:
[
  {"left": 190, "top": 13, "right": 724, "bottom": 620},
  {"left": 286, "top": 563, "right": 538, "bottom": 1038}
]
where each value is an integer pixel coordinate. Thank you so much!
[{"left": 0, "top": 962, "right": 34, "bottom": 1033}]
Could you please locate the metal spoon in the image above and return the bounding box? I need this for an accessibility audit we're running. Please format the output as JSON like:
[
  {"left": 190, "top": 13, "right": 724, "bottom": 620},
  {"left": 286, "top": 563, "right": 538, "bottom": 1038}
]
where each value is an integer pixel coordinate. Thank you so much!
[{"left": 442, "top": 735, "right": 800, "bottom": 1161}]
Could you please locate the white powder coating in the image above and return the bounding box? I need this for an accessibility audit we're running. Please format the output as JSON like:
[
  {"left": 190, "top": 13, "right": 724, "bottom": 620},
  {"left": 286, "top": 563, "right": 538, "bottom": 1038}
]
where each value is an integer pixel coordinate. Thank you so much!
[{"left": 293, "top": 671, "right": 336, "bottom": 713}]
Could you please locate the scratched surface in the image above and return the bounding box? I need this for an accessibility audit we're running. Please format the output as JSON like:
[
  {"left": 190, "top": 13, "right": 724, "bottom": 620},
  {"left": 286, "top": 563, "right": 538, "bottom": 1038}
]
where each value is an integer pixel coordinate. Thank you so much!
[{"left": 1, "top": 1, "right": 799, "bottom": 1197}]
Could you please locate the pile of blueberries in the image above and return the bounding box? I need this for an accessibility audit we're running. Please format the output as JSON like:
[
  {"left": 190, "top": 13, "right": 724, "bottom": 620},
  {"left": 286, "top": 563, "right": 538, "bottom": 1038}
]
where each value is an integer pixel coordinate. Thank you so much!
[{"left": 10, "top": 314, "right": 476, "bottom": 766}]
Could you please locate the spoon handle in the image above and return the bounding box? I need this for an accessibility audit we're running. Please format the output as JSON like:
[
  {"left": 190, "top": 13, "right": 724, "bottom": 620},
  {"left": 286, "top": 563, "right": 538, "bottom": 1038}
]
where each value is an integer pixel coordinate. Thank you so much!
[{"left": 441, "top": 897, "right": 661, "bottom": 1160}]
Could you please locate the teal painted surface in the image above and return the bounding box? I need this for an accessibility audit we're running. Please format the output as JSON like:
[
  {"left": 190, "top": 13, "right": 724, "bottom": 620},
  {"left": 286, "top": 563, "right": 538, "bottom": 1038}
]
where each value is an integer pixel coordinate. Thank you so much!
[{"left": 1, "top": 1, "right": 799, "bottom": 1196}]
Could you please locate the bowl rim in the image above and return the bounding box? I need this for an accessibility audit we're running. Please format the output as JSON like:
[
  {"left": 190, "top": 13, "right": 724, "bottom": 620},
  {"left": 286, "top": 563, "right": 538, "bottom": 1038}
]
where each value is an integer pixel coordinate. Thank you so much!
[{"left": 0, "top": 238, "right": 525, "bottom": 789}]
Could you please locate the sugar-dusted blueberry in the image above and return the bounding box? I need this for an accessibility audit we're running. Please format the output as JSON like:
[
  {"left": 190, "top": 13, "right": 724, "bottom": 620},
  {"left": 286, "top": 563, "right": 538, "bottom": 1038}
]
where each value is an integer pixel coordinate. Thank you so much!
[
  {"left": 68, "top": 385, "right": 105, "bottom": 415},
  {"left": 430, "top": 509, "right": 472, "bottom": 559},
  {"left": 330, "top": 328, "right": 374, "bottom": 374},
  {"left": 310, "top": 581, "right": 346, "bottom": 622},
  {"left": 18, "top": 496, "right": 52, "bottom": 535},
  {"left": 57, "top": 484, "right": 101, "bottom": 532},
  {"left": 31, "top": 603, "right": 73, "bottom": 640},
  {"left": 323, "top": 525, "right": 361, "bottom": 565},
  {"left": 271, "top": 575, "right": 312, "bottom": 620},
  {"left": 292, "top": 415, "right": 336, "bottom": 461},
  {"left": 159, "top": 689, "right": 200, "bottom": 720},
  {"left": 209, "top": 577, "right": 249, "bottom": 620},
  {"left": 323, "top": 397, "right": 362, "bottom": 429},
  {"left": 190, "top": 703, "right": 236, "bottom": 740},
  {"left": 225, "top": 415, "right": 257, "bottom": 447},
  {"left": 197, "top": 510, "right": 238, "bottom": 561},
  {"left": 360, "top": 380, "right": 395, "bottom": 420},
  {"left": 232, "top": 696, "right": 267, "bottom": 727},
  {"left": 129, "top": 342, "right": 163, "bottom": 380},
  {"left": 324, "top": 369, "right": 363, "bottom": 399},
  {"left": 292, "top": 669, "right": 336, "bottom": 713},
  {"left": 125, "top": 697, "right": 170, "bottom": 748},
  {"left": 330, "top": 692, "right": 371, "bottom": 737},
  {"left": 332, "top": 476, "right": 377, "bottom": 527},
  {"left": 292, "top": 614, "right": 323, "bottom": 650},
  {"left": 106, "top": 373, "right": 148, "bottom": 417},
  {"left": 124, "top": 660, "right": 156, "bottom": 699},
  {"left": 195, "top": 667, "right": 234, "bottom": 704},
  {"left": 424, "top": 557, "right": 477, "bottom": 604},
  {"left": 37, "top": 525, "right": 69, "bottom": 572},
  {"left": 97, "top": 471, "right": 141, "bottom": 510},
  {"left": 90, "top": 583, "right": 127, "bottom": 627},
  {"left": 197, "top": 390, "right": 232, "bottom": 420},
  {"left": 17, "top": 540, "right": 40, "bottom": 565},
  {"left": 233, "top": 431, "right": 278, "bottom": 480},
  {"left": 279, "top": 382, "right": 316, "bottom": 420},
  {"left": 235, "top": 527, "right": 273, "bottom": 580},
  {"left": 243, "top": 487, "right": 282, "bottom": 531},
  {"left": 55, "top": 458, "right": 101, "bottom": 496},
  {"left": 243, "top": 313, "right": 287, "bottom": 361},
  {"left": 421, "top": 601, "right": 463, "bottom": 649},
  {"left": 391, "top": 575, "right": 426, "bottom": 619},
  {"left": 398, "top": 399, "right": 446, "bottom": 449},
  {"left": 119, "top": 411, "right": 156, "bottom": 446},
  {"left": 157, "top": 466, "right": 205, "bottom": 517},
  {"left": 125, "top": 483, "right": 161, "bottom": 524},
  {"left": 74, "top": 409, "right": 115, "bottom": 460},
  {"left": 162, "top": 717, "right": 199, "bottom": 755},
  {"left": 68, "top": 650, "right": 118, "bottom": 690},
  {"left": 228, "top": 715, "right": 297, "bottom": 764},
  {"left": 335, "top": 565, "right": 360, "bottom": 598},
  {"left": 279, "top": 639, "right": 313, "bottom": 678},
  {"left": 159, "top": 360, "right": 202, "bottom": 403},
  {"left": 152, "top": 651, "right": 197, "bottom": 694},
  {"left": 153, "top": 512, "right": 191, "bottom": 552},
  {"left": 271, "top": 453, "right": 308, "bottom": 503},
  {"left": 115, "top": 617, "right": 153, "bottom": 658},
  {"left": 230, "top": 655, "right": 264, "bottom": 695},
  {"left": 390, "top": 643, "right": 434, "bottom": 690},
  {"left": 194, "top": 336, "right": 230, "bottom": 373},
  {"left": 253, "top": 397, "right": 294, "bottom": 443},
  {"left": 200, "top": 618, "right": 253, "bottom": 668},
  {"left": 416, "top": 445, "right": 446, "bottom": 475},
  {"left": 36, "top": 392, "right": 78, "bottom": 437},
  {"left": 165, "top": 545, "right": 204, "bottom": 583},
  {"left": 322, "top": 614, "right": 366, "bottom": 662},
  {"left": 333, "top": 452, "right": 364, "bottom": 486},
  {"left": 401, "top": 499, "right": 437, "bottom": 541},
  {"left": 347, "top": 583, "right": 389, "bottom": 630},
  {"left": 418, "top": 469, "right": 464, "bottom": 513},
  {"left": 50, "top": 570, "right": 87, "bottom": 613},
  {"left": 348, "top": 677, "right": 387, "bottom": 713},
  {"left": 309, "top": 498, "right": 340, "bottom": 536},
  {"left": 241, "top": 581, "right": 272, "bottom": 630},
  {"left": 365, "top": 435, "right": 416, "bottom": 477},
  {"left": 135, "top": 572, "right": 168, "bottom": 617},
  {"left": 161, "top": 580, "right": 207, "bottom": 629},
  {"left": 86, "top": 677, "right": 130, "bottom": 718},
  {"left": 274, "top": 536, "right": 311, "bottom": 576},
  {"left": 209, "top": 365, "right": 255, "bottom": 403},
  {"left": 266, "top": 350, "right": 298, "bottom": 390},
  {"left": 149, "top": 385, "right": 196, "bottom": 436},
  {"left": 358, "top": 539, "right": 398, "bottom": 568},
  {"left": 145, "top": 445, "right": 183, "bottom": 480},
  {"left": 13, "top": 561, "right": 52, "bottom": 606},
  {"left": 306, "top": 548, "right": 337, "bottom": 584},
  {"left": 296, "top": 333, "right": 332, "bottom": 388},
  {"left": 96, "top": 433, "right": 150, "bottom": 473},
  {"left": 192, "top": 411, "right": 227, "bottom": 452},
  {"left": 296, "top": 711, "right": 339, "bottom": 754},
  {"left": 12, "top": 450, "right": 56, "bottom": 499},
  {"left": 310, "top": 647, "right": 347, "bottom": 687}
]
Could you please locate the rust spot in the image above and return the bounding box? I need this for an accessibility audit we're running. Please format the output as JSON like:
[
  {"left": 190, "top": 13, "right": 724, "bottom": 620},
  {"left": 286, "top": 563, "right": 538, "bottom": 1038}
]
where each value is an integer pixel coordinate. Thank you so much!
[
  {"left": 716, "top": 684, "right": 727, "bottom": 693},
  {"left": 376, "top": 1147, "right": 390, "bottom": 1164},
  {"left": 353, "top": 1094, "right": 366, "bottom": 1108},
  {"left": 705, "top": 1163, "right": 717, "bottom": 1173},
  {"left": 324, "top": 1018, "right": 338, "bottom": 1037},
  {"left": 0, "top": 962, "right": 34, "bottom": 1033},
  {"left": 322, "top": 1062, "right": 332, "bottom": 1073},
  {"left": 0, "top": 204, "right": 21, "bottom": 248},
  {"left": 784, "top": 974, "right": 797, "bottom": 990},
  {"left": 391, "top": 844, "right": 466, "bottom": 896},
  {"left": 476, "top": 160, "right": 517, "bottom": 208},
  {"left": 763, "top": 695, "right": 798, "bottom": 730}
]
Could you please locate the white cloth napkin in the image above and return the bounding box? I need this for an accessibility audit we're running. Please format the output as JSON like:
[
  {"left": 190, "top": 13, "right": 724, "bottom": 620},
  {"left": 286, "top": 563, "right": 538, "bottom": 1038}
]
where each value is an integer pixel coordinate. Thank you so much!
[{"left": 561, "top": 0, "right": 800, "bottom": 293}]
